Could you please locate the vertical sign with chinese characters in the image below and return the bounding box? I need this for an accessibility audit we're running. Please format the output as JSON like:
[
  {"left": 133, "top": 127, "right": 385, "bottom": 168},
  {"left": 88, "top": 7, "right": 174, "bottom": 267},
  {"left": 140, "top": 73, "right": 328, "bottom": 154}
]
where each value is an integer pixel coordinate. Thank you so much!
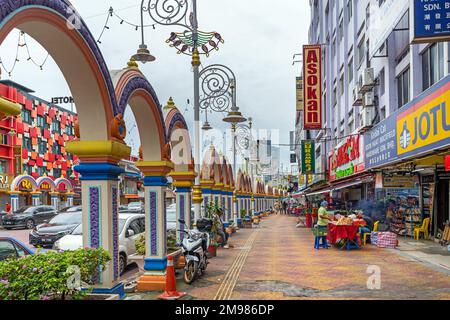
[
  {"left": 411, "top": 0, "right": 450, "bottom": 43},
  {"left": 303, "top": 45, "right": 322, "bottom": 130},
  {"left": 301, "top": 140, "right": 315, "bottom": 174}
]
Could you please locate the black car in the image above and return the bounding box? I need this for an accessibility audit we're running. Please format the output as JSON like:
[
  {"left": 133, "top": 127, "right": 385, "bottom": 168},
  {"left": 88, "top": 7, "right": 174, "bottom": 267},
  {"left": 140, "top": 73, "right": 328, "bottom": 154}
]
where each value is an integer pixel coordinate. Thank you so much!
[
  {"left": 29, "top": 211, "right": 82, "bottom": 248},
  {"left": 2, "top": 206, "right": 58, "bottom": 230},
  {"left": 58, "top": 205, "right": 82, "bottom": 213}
]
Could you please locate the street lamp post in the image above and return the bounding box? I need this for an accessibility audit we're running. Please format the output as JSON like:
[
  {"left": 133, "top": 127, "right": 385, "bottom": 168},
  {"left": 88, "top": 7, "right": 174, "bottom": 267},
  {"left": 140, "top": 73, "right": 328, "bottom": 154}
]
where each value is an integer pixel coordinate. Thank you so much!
[{"left": 132, "top": 0, "right": 227, "bottom": 221}]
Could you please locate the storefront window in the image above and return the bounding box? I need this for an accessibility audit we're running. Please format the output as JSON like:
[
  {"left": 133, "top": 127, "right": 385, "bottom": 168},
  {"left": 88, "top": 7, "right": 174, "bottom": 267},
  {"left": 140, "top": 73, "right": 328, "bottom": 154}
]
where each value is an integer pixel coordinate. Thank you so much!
[
  {"left": 22, "top": 137, "right": 32, "bottom": 150},
  {"left": 52, "top": 120, "right": 61, "bottom": 132},
  {"left": 38, "top": 139, "right": 46, "bottom": 154},
  {"left": 53, "top": 168, "right": 61, "bottom": 178},
  {"left": 21, "top": 109, "right": 31, "bottom": 124},
  {"left": 37, "top": 116, "right": 45, "bottom": 127},
  {"left": 397, "top": 68, "right": 410, "bottom": 109},
  {"left": 422, "top": 42, "right": 444, "bottom": 91},
  {"left": 0, "top": 160, "right": 8, "bottom": 174}
]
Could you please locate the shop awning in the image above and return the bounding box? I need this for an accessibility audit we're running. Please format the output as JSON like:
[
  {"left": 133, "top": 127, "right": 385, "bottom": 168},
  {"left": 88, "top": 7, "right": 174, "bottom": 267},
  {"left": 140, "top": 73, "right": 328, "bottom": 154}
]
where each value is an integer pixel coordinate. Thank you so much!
[
  {"left": 331, "top": 176, "right": 374, "bottom": 191},
  {"left": 305, "top": 188, "right": 332, "bottom": 197}
]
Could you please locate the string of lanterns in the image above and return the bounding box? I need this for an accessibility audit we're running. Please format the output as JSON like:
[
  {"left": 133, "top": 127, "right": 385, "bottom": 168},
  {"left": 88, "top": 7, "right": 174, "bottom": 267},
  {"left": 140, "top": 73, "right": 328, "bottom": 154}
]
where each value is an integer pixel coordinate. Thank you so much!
[
  {"left": 0, "top": 31, "right": 50, "bottom": 77},
  {"left": 0, "top": 5, "right": 157, "bottom": 77}
]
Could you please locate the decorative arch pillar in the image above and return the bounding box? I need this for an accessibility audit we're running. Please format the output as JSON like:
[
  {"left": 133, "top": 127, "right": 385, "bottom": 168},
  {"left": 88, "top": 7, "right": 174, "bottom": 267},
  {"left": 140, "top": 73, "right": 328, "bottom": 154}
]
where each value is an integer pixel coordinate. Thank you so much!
[
  {"left": 233, "top": 191, "right": 239, "bottom": 227},
  {"left": 251, "top": 194, "right": 255, "bottom": 216},
  {"left": 68, "top": 140, "right": 130, "bottom": 299},
  {"left": 31, "top": 192, "right": 41, "bottom": 207},
  {"left": 50, "top": 192, "right": 59, "bottom": 209},
  {"left": 213, "top": 182, "right": 224, "bottom": 209},
  {"left": 170, "top": 171, "right": 196, "bottom": 243},
  {"left": 9, "top": 191, "right": 20, "bottom": 212},
  {"left": 200, "top": 179, "right": 214, "bottom": 216},
  {"left": 135, "top": 161, "right": 174, "bottom": 292},
  {"left": 67, "top": 192, "right": 75, "bottom": 207}
]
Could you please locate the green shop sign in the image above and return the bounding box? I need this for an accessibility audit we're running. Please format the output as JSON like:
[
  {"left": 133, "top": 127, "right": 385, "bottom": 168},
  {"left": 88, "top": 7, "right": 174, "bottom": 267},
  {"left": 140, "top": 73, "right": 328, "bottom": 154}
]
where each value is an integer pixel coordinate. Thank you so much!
[
  {"left": 301, "top": 140, "right": 315, "bottom": 174},
  {"left": 335, "top": 165, "right": 354, "bottom": 179}
]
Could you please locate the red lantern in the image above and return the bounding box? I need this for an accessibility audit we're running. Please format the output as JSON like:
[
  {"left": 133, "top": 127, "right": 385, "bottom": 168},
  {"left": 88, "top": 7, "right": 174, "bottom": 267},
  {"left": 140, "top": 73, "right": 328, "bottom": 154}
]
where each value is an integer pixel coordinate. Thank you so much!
[{"left": 445, "top": 155, "right": 450, "bottom": 172}]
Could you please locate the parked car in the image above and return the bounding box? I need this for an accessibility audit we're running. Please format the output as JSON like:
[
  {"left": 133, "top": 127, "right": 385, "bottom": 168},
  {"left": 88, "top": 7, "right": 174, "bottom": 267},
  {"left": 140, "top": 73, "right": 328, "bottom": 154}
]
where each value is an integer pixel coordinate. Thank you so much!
[
  {"left": 127, "top": 201, "right": 144, "bottom": 213},
  {"left": 0, "top": 237, "right": 34, "bottom": 261},
  {"left": 119, "top": 205, "right": 129, "bottom": 212},
  {"left": 0, "top": 211, "right": 7, "bottom": 226},
  {"left": 2, "top": 206, "right": 58, "bottom": 230},
  {"left": 166, "top": 206, "right": 177, "bottom": 231},
  {"left": 58, "top": 205, "right": 82, "bottom": 213},
  {"left": 53, "top": 213, "right": 145, "bottom": 274},
  {"left": 29, "top": 211, "right": 82, "bottom": 248}
]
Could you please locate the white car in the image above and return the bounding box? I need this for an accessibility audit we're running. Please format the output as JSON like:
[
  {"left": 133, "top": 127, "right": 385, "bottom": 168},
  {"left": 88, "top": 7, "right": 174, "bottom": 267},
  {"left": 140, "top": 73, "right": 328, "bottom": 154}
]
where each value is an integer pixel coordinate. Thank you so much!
[{"left": 53, "top": 213, "right": 145, "bottom": 275}]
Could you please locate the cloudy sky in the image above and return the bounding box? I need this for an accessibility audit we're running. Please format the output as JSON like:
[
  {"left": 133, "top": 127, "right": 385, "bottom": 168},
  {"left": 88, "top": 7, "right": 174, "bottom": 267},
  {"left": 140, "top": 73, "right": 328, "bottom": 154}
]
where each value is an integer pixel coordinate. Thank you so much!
[{"left": 0, "top": 0, "right": 309, "bottom": 171}]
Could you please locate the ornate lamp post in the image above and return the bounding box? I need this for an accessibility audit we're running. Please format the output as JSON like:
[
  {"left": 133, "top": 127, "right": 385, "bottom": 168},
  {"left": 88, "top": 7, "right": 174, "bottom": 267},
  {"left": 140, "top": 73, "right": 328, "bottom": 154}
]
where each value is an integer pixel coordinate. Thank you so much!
[{"left": 132, "top": 0, "right": 227, "bottom": 221}]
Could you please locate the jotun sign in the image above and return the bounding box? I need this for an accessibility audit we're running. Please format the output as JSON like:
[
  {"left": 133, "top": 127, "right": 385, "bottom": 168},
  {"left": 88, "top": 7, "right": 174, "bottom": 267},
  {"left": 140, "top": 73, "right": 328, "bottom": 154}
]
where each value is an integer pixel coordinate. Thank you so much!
[
  {"left": 365, "top": 74, "right": 450, "bottom": 169},
  {"left": 303, "top": 45, "right": 322, "bottom": 130}
]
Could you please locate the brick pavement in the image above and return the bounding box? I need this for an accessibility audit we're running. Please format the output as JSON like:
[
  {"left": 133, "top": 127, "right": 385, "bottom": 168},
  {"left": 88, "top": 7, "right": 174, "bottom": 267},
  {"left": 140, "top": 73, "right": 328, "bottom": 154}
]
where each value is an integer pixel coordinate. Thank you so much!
[{"left": 184, "top": 214, "right": 450, "bottom": 300}]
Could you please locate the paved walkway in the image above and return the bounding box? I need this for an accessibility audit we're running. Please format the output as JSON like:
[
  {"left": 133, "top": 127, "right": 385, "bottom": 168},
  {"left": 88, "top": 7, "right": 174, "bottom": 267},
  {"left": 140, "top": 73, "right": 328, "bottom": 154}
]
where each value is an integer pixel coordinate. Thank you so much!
[{"left": 181, "top": 214, "right": 450, "bottom": 300}]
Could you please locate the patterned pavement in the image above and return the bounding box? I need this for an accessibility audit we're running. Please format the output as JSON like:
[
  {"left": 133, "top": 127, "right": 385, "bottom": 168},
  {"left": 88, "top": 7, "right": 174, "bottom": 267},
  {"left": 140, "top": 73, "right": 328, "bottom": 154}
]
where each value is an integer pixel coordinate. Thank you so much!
[{"left": 183, "top": 214, "right": 450, "bottom": 300}]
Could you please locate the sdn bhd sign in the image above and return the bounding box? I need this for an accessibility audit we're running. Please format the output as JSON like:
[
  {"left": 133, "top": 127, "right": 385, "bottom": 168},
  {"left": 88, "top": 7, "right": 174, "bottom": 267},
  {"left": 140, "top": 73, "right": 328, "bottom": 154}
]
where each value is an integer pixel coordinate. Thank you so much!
[
  {"left": 303, "top": 45, "right": 322, "bottom": 130},
  {"left": 365, "top": 75, "right": 450, "bottom": 169}
]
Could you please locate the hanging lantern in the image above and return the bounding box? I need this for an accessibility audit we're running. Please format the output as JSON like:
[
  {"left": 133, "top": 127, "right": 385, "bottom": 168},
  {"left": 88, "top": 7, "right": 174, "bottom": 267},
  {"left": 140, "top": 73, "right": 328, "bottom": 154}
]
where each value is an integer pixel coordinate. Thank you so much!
[{"left": 445, "top": 155, "right": 450, "bottom": 172}]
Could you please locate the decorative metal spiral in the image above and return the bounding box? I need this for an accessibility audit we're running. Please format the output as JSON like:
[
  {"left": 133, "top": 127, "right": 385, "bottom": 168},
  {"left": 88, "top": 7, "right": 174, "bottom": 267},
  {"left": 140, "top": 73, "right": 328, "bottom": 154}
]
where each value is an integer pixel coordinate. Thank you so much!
[
  {"left": 200, "top": 92, "right": 232, "bottom": 112},
  {"left": 145, "top": 0, "right": 190, "bottom": 27},
  {"left": 199, "top": 66, "right": 234, "bottom": 99},
  {"left": 236, "top": 124, "right": 251, "bottom": 151}
]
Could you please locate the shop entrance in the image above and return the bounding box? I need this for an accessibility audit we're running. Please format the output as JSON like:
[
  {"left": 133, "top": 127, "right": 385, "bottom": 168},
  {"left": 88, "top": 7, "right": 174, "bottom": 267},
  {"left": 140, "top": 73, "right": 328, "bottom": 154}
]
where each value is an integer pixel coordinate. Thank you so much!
[{"left": 435, "top": 179, "right": 449, "bottom": 236}]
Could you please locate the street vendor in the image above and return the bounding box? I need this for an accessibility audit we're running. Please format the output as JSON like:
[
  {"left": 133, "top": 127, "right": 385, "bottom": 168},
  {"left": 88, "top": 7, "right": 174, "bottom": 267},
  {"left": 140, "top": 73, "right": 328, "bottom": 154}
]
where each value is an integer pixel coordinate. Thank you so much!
[{"left": 317, "top": 201, "right": 331, "bottom": 228}]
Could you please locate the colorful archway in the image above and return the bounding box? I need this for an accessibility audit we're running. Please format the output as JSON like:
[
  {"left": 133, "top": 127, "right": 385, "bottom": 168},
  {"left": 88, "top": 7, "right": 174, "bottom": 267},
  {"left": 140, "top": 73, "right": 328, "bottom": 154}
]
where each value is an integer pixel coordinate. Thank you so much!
[{"left": 0, "top": 0, "right": 171, "bottom": 296}]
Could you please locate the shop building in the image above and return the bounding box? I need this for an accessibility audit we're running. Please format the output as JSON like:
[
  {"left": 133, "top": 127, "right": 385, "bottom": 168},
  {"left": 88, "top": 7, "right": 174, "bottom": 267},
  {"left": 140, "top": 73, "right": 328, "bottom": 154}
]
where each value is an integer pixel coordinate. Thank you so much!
[
  {"left": 304, "top": 0, "right": 450, "bottom": 239},
  {"left": 0, "top": 80, "right": 79, "bottom": 211}
]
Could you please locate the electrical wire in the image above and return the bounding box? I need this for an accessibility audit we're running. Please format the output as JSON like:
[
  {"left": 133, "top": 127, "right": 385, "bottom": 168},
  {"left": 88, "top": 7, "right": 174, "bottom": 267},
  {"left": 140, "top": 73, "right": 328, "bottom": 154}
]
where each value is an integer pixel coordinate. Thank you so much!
[{"left": 0, "top": 31, "right": 21, "bottom": 77}]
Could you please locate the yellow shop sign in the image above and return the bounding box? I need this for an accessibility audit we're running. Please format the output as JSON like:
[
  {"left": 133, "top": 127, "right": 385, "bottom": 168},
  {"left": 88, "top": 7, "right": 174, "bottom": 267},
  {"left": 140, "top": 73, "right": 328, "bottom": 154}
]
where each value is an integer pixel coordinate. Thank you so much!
[{"left": 397, "top": 82, "right": 450, "bottom": 155}]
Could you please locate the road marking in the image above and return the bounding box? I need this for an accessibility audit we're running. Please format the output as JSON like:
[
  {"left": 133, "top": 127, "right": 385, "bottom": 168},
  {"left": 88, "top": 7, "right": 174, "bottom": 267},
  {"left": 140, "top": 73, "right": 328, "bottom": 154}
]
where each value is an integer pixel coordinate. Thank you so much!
[{"left": 213, "top": 230, "right": 259, "bottom": 300}]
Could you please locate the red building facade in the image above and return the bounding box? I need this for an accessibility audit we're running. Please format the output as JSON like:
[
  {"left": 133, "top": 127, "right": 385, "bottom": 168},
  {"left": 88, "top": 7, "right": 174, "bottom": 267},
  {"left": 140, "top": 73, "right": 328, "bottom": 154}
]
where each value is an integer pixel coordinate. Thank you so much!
[{"left": 0, "top": 80, "right": 80, "bottom": 211}]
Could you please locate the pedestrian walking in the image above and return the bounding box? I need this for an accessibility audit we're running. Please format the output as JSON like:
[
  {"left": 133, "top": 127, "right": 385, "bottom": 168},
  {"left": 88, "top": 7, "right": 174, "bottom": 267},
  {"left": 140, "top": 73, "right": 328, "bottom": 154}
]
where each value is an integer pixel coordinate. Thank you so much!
[
  {"left": 5, "top": 203, "right": 11, "bottom": 213},
  {"left": 282, "top": 201, "right": 288, "bottom": 215}
]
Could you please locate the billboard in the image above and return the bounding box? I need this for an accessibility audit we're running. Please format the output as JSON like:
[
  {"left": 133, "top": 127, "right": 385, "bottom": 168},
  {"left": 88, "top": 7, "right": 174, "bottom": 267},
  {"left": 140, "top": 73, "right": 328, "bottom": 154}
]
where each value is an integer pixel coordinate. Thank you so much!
[
  {"left": 365, "top": 74, "right": 450, "bottom": 169},
  {"left": 303, "top": 45, "right": 322, "bottom": 130},
  {"left": 301, "top": 140, "right": 315, "bottom": 174},
  {"left": 369, "top": 0, "right": 409, "bottom": 58},
  {"left": 411, "top": 0, "right": 450, "bottom": 43}
]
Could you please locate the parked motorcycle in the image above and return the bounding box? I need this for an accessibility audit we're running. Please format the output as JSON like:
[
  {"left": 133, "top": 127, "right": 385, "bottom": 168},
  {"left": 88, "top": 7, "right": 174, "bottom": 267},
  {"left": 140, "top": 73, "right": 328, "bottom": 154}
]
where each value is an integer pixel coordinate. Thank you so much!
[{"left": 178, "top": 218, "right": 212, "bottom": 284}]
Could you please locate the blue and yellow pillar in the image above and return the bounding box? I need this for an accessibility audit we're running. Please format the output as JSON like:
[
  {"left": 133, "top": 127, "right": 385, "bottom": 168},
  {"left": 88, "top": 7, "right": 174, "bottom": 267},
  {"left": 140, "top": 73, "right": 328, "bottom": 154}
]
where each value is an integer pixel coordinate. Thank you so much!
[
  {"left": 67, "top": 139, "right": 130, "bottom": 299},
  {"left": 135, "top": 161, "right": 174, "bottom": 292},
  {"left": 171, "top": 171, "right": 196, "bottom": 243}
]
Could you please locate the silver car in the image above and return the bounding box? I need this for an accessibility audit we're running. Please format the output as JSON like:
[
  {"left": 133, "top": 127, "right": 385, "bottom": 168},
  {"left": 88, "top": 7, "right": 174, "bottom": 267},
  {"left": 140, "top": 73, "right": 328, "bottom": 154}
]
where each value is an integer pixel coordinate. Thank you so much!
[{"left": 53, "top": 213, "right": 145, "bottom": 275}]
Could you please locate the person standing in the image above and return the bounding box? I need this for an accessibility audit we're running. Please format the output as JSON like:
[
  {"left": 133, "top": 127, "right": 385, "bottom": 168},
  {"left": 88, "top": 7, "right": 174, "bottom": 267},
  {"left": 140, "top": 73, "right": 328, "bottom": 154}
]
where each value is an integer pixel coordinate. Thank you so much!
[
  {"left": 317, "top": 201, "right": 331, "bottom": 228},
  {"left": 5, "top": 203, "right": 11, "bottom": 214},
  {"left": 282, "top": 201, "right": 288, "bottom": 215}
]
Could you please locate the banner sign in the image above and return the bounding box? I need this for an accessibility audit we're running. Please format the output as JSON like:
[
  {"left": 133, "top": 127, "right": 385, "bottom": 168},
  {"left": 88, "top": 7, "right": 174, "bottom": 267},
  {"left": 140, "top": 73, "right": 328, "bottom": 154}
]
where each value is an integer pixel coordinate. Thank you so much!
[
  {"left": 369, "top": 0, "right": 409, "bottom": 58},
  {"left": 303, "top": 45, "right": 322, "bottom": 130},
  {"left": 329, "top": 134, "right": 365, "bottom": 181},
  {"left": 411, "top": 0, "right": 450, "bottom": 43},
  {"left": 365, "top": 74, "right": 450, "bottom": 169},
  {"left": 382, "top": 175, "right": 418, "bottom": 189},
  {"left": 301, "top": 140, "right": 315, "bottom": 174}
]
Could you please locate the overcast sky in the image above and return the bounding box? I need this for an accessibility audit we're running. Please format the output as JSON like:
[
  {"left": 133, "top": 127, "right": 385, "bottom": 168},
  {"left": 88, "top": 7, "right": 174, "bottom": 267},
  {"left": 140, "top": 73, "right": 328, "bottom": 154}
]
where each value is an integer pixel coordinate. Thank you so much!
[{"left": 0, "top": 0, "right": 309, "bottom": 171}]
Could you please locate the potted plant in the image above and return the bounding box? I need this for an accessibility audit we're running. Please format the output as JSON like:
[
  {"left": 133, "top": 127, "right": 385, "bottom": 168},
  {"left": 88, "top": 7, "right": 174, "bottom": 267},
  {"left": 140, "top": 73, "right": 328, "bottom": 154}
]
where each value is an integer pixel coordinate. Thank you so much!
[
  {"left": 131, "top": 231, "right": 181, "bottom": 271},
  {"left": 0, "top": 248, "right": 113, "bottom": 300},
  {"left": 204, "top": 202, "right": 224, "bottom": 257}
]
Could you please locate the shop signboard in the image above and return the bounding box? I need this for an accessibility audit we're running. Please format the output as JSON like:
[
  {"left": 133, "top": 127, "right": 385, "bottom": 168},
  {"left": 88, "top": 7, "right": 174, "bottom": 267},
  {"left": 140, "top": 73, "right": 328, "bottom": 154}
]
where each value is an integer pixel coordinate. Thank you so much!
[
  {"left": 40, "top": 182, "right": 52, "bottom": 191},
  {"left": 365, "top": 74, "right": 450, "bottom": 169},
  {"left": 19, "top": 179, "right": 33, "bottom": 192},
  {"left": 303, "top": 45, "right": 322, "bottom": 130},
  {"left": 411, "top": 0, "right": 450, "bottom": 43},
  {"left": 329, "top": 134, "right": 365, "bottom": 182},
  {"left": 0, "top": 174, "right": 13, "bottom": 191},
  {"left": 301, "top": 140, "right": 315, "bottom": 174},
  {"left": 13, "top": 146, "right": 22, "bottom": 176},
  {"left": 369, "top": 0, "right": 409, "bottom": 58},
  {"left": 382, "top": 175, "right": 418, "bottom": 189}
]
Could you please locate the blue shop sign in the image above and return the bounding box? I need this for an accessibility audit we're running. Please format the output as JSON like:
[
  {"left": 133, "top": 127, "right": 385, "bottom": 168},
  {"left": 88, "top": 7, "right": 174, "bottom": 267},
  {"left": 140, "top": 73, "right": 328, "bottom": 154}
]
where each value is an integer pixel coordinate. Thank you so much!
[
  {"left": 413, "top": 0, "right": 450, "bottom": 42},
  {"left": 364, "top": 74, "right": 450, "bottom": 169}
]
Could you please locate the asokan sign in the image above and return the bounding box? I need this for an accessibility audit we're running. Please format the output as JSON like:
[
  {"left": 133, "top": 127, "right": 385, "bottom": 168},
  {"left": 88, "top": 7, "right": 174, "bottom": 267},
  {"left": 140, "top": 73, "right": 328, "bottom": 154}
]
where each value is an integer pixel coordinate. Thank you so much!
[{"left": 303, "top": 45, "right": 322, "bottom": 130}]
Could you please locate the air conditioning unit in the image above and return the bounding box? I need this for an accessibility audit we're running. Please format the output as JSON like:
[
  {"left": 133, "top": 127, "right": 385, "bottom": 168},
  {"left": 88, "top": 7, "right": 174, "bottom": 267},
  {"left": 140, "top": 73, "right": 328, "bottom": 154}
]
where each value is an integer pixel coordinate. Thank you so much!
[
  {"left": 363, "top": 91, "right": 375, "bottom": 107},
  {"left": 360, "top": 107, "right": 375, "bottom": 130},
  {"left": 352, "top": 87, "right": 363, "bottom": 106},
  {"left": 359, "top": 68, "right": 375, "bottom": 93}
]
